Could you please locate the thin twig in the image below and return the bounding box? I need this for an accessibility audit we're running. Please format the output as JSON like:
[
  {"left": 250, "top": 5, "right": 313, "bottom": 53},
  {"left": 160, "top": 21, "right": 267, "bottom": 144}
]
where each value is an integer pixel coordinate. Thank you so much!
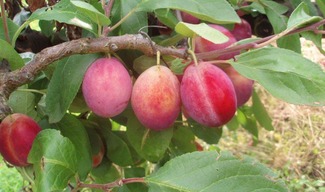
[
  {"left": 76, "top": 177, "right": 145, "bottom": 191},
  {"left": 0, "top": 0, "right": 10, "bottom": 43},
  {"left": 102, "top": 0, "right": 115, "bottom": 36}
]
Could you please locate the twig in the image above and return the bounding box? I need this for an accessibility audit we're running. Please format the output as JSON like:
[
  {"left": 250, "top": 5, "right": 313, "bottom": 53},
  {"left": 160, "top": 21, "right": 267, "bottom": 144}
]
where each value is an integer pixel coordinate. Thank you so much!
[
  {"left": 102, "top": 0, "right": 115, "bottom": 36},
  {"left": 0, "top": 34, "right": 186, "bottom": 120},
  {"left": 75, "top": 177, "right": 145, "bottom": 191},
  {"left": 0, "top": 0, "right": 10, "bottom": 43}
]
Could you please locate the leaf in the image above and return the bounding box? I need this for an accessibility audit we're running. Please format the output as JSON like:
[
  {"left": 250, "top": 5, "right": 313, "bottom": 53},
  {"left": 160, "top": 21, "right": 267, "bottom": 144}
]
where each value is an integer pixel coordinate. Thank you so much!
[
  {"left": 8, "top": 89, "right": 38, "bottom": 120},
  {"left": 175, "top": 22, "right": 228, "bottom": 44},
  {"left": 169, "top": 126, "right": 196, "bottom": 156},
  {"left": 155, "top": 9, "right": 179, "bottom": 28},
  {"left": 91, "top": 158, "right": 121, "bottom": 184},
  {"left": 45, "top": 54, "right": 99, "bottom": 123},
  {"left": 301, "top": 31, "right": 325, "bottom": 54},
  {"left": 316, "top": 0, "right": 325, "bottom": 16},
  {"left": 252, "top": 90, "right": 274, "bottom": 131},
  {"left": 231, "top": 47, "right": 325, "bottom": 106},
  {"left": 146, "top": 151, "right": 288, "bottom": 192},
  {"left": 260, "top": 0, "right": 289, "bottom": 15},
  {"left": 170, "top": 58, "right": 191, "bottom": 75},
  {"left": 0, "top": 19, "right": 19, "bottom": 42},
  {"left": 51, "top": 114, "right": 92, "bottom": 181},
  {"left": 241, "top": 116, "right": 259, "bottom": 145},
  {"left": 111, "top": 0, "right": 148, "bottom": 35},
  {"left": 12, "top": 0, "right": 98, "bottom": 45},
  {"left": 0, "top": 39, "right": 24, "bottom": 70},
  {"left": 126, "top": 113, "right": 173, "bottom": 162},
  {"left": 189, "top": 119, "right": 223, "bottom": 144},
  {"left": 89, "top": 115, "right": 134, "bottom": 166},
  {"left": 71, "top": 0, "right": 110, "bottom": 26},
  {"left": 137, "top": 0, "right": 240, "bottom": 24},
  {"left": 287, "top": 2, "right": 322, "bottom": 29},
  {"left": 28, "top": 129, "right": 78, "bottom": 191}
]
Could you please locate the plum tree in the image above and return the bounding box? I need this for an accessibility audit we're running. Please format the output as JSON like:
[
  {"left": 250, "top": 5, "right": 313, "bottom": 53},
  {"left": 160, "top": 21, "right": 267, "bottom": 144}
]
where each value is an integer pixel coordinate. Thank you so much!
[
  {"left": 82, "top": 57, "right": 132, "bottom": 118},
  {"left": 131, "top": 65, "right": 181, "bottom": 130},
  {"left": 194, "top": 24, "right": 239, "bottom": 60},
  {"left": 181, "top": 62, "right": 237, "bottom": 127},
  {"left": 0, "top": 113, "right": 41, "bottom": 166}
]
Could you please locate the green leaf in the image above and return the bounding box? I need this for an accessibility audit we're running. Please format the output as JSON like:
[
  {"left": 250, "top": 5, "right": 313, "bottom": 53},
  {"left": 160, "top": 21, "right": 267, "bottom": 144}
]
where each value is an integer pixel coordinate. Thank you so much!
[
  {"left": 189, "top": 119, "right": 223, "bottom": 144},
  {"left": 111, "top": 0, "right": 148, "bottom": 35},
  {"left": 175, "top": 22, "right": 228, "bottom": 44},
  {"left": 277, "top": 34, "right": 301, "bottom": 53},
  {"left": 252, "top": 90, "right": 274, "bottom": 131},
  {"left": 260, "top": 0, "right": 289, "bottom": 15},
  {"left": 146, "top": 151, "right": 288, "bottom": 192},
  {"left": 28, "top": 129, "right": 78, "bottom": 191},
  {"left": 155, "top": 9, "right": 179, "bottom": 28},
  {"left": 169, "top": 126, "right": 196, "bottom": 156},
  {"left": 12, "top": 0, "right": 98, "bottom": 45},
  {"left": 71, "top": 0, "right": 110, "bottom": 26},
  {"left": 126, "top": 113, "right": 173, "bottom": 162},
  {"left": 287, "top": 2, "right": 322, "bottom": 29},
  {"left": 0, "top": 19, "right": 19, "bottom": 42},
  {"left": 170, "top": 58, "right": 191, "bottom": 75},
  {"left": 241, "top": 116, "right": 259, "bottom": 145},
  {"left": 137, "top": 0, "right": 240, "bottom": 24},
  {"left": 231, "top": 47, "right": 325, "bottom": 106},
  {"left": 8, "top": 89, "right": 38, "bottom": 120},
  {"left": 316, "top": 0, "right": 325, "bottom": 16},
  {"left": 51, "top": 114, "right": 92, "bottom": 181},
  {"left": 46, "top": 54, "right": 99, "bottom": 123},
  {"left": 91, "top": 158, "right": 121, "bottom": 184},
  {"left": 0, "top": 39, "right": 24, "bottom": 70},
  {"left": 301, "top": 31, "right": 325, "bottom": 54},
  {"left": 89, "top": 115, "right": 134, "bottom": 166}
]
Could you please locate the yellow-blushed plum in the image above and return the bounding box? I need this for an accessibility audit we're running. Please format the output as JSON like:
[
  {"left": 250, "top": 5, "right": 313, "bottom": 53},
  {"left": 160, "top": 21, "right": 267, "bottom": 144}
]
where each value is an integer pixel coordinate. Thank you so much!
[{"left": 131, "top": 65, "right": 181, "bottom": 131}]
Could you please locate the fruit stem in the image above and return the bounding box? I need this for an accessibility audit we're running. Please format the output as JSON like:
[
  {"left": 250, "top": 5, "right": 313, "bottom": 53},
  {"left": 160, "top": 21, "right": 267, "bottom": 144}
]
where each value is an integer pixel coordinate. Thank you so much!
[
  {"left": 187, "top": 49, "right": 198, "bottom": 66},
  {"left": 157, "top": 51, "right": 161, "bottom": 68}
]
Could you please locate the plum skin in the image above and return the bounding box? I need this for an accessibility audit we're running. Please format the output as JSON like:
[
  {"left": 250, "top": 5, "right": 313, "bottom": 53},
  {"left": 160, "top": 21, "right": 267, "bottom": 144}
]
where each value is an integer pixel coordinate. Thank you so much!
[
  {"left": 131, "top": 65, "right": 181, "bottom": 131},
  {"left": 222, "top": 66, "right": 254, "bottom": 107},
  {"left": 181, "top": 62, "right": 237, "bottom": 127},
  {"left": 195, "top": 24, "right": 239, "bottom": 60},
  {"left": 82, "top": 57, "right": 132, "bottom": 118},
  {"left": 230, "top": 18, "right": 252, "bottom": 41},
  {"left": 0, "top": 113, "right": 41, "bottom": 167}
]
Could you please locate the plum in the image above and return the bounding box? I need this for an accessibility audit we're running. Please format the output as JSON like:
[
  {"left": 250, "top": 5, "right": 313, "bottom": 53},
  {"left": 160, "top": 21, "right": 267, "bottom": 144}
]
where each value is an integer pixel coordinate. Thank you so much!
[
  {"left": 131, "top": 65, "right": 181, "bottom": 131},
  {"left": 82, "top": 57, "right": 132, "bottom": 118},
  {"left": 181, "top": 62, "right": 237, "bottom": 127},
  {"left": 195, "top": 24, "right": 239, "bottom": 60},
  {"left": 0, "top": 113, "right": 41, "bottom": 166}
]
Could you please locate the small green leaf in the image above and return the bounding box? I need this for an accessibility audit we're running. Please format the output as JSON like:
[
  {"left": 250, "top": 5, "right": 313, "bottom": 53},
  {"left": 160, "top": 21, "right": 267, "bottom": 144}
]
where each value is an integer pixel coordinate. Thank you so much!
[
  {"left": 126, "top": 112, "right": 173, "bottom": 162},
  {"left": 252, "top": 90, "right": 274, "bottom": 131},
  {"left": 169, "top": 126, "right": 196, "bottom": 156},
  {"left": 51, "top": 114, "right": 92, "bottom": 181},
  {"left": 0, "top": 19, "right": 19, "bottom": 42},
  {"left": 0, "top": 39, "right": 24, "bottom": 70},
  {"left": 231, "top": 47, "right": 325, "bottom": 106},
  {"left": 46, "top": 54, "right": 99, "bottom": 123},
  {"left": 241, "top": 116, "right": 259, "bottom": 145},
  {"left": 91, "top": 158, "right": 121, "bottom": 184},
  {"left": 175, "top": 22, "right": 228, "bottom": 44},
  {"left": 260, "top": 0, "right": 289, "bottom": 15},
  {"left": 28, "top": 129, "right": 78, "bottom": 191},
  {"left": 8, "top": 89, "right": 38, "bottom": 120},
  {"left": 137, "top": 0, "right": 240, "bottom": 24},
  {"left": 155, "top": 9, "right": 179, "bottom": 29},
  {"left": 301, "top": 30, "right": 325, "bottom": 54},
  {"left": 189, "top": 119, "right": 223, "bottom": 144},
  {"left": 170, "top": 58, "right": 191, "bottom": 75},
  {"left": 71, "top": 0, "right": 110, "bottom": 26},
  {"left": 111, "top": 0, "right": 148, "bottom": 35},
  {"left": 287, "top": 2, "right": 322, "bottom": 29},
  {"left": 146, "top": 151, "right": 288, "bottom": 192},
  {"left": 316, "top": 0, "right": 325, "bottom": 16}
]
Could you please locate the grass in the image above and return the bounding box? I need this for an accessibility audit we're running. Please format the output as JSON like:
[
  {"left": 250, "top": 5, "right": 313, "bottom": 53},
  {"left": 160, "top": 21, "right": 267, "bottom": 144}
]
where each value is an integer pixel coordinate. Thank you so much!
[{"left": 0, "top": 156, "right": 25, "bottom": 192}]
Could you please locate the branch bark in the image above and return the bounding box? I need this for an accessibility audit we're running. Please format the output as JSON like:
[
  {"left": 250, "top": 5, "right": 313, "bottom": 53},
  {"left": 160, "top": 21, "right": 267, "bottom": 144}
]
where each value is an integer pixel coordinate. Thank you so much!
[{"left": 0, "top": 34, "right": 187, "bottom": 120}]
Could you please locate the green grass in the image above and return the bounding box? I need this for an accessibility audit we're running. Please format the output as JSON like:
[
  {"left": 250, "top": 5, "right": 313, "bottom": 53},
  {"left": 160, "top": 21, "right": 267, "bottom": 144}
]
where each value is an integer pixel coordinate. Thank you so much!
[{"left": 0, "top": 156, "right": 25, "bottom": 192}]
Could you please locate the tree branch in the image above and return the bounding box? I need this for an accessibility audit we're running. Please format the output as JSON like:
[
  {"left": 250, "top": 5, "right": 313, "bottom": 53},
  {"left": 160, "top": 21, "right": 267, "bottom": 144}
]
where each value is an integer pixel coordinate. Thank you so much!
[
  {"left": 0, "top": 0, "right": 11, "bottom": 43},
  {"left": 0, "top": 34, "right": 187, "bottom": 120}
]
